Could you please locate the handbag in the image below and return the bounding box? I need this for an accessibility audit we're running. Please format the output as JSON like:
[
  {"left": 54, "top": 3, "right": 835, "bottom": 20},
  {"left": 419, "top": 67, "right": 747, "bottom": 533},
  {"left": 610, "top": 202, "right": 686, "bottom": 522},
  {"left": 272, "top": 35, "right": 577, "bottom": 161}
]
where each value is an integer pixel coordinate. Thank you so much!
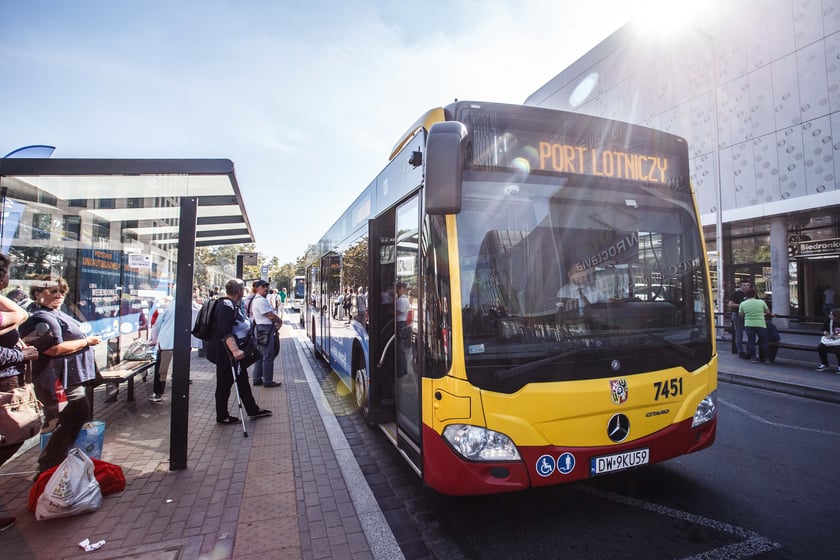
[
  {"left": 255, "top": 326, "right": 270, "bottom": 346},
  {"left": 123, "top": 339, "right": 157, "bottom": 361},
  {"left": 236, "top": 327, "right": 262, "bottom": 369},
  {"left": 0, "top": 367, "right": 43, "bottom": 447},
  {"left": 821, "top": 319, "right": 840, "bottom": 346}
]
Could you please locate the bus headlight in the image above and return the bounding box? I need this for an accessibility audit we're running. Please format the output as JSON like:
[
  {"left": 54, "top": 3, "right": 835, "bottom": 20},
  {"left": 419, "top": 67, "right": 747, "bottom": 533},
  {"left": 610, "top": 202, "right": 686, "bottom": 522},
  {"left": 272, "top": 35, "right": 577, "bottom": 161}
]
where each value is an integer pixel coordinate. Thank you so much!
[
  {"left": 442, "top": 424, "right": 521, "bottom": 461},
  {"left": 691, "top": 390, "right": 717, "bottom": 428}
]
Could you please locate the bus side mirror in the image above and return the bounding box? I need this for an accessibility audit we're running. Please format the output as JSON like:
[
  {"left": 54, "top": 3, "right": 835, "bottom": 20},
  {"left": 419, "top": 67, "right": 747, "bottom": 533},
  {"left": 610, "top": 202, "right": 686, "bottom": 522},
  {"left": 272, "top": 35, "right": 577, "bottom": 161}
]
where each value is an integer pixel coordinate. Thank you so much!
[{"left": 425, "top": 121, "right": 467, "bottom": 215}]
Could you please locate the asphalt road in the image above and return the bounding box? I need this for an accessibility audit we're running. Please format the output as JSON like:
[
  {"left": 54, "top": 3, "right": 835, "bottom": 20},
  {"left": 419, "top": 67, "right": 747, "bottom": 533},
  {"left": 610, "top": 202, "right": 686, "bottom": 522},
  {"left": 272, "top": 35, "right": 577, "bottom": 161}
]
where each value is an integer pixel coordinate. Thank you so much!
[{"left": 299, "top": 322, "right": 840, "bottom": 559}]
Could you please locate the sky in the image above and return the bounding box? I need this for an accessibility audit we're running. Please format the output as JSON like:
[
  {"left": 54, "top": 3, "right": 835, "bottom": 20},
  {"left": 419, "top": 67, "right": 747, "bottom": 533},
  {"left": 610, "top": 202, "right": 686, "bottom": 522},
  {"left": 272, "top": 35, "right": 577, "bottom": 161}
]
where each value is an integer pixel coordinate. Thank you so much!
[{"left": 0, "top": 0, "right": 666, "bottom": 265}]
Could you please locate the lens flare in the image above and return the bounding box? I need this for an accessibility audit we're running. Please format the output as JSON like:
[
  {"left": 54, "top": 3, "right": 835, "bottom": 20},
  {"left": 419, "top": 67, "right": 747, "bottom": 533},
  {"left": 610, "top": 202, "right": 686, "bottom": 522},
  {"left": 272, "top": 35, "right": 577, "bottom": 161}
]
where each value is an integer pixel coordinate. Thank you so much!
[{"left": 511, "top": 156, "right": 531, "bottom": 173}]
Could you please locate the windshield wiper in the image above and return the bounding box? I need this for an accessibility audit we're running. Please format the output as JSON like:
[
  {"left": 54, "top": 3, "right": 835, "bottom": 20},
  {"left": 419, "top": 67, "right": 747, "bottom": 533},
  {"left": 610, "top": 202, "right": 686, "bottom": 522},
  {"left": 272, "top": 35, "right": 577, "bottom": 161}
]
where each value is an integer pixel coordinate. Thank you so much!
[
  {"left": 494, "top": 350, "right": 578, "bottom": 383},
  {"left": 640, "top": 331, "right": 695, "bottom": 357}
]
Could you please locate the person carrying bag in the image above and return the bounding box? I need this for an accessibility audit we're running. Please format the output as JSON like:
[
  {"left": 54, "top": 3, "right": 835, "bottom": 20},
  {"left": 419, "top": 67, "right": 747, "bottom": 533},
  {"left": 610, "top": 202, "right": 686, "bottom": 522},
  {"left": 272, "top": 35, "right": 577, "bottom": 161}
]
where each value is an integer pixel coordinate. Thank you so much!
[
  {"left": 816, "top": 308, "right": 840, "bottom": 372},
  {"left": 0, "top": 254, "right": 42, "bottom": 532},
  {"left": 203, "top": 278, "right": 271, "bottom": 426},
  {"left": 19, "top": 276, "right": 102, "bottom": 479},
  {"left": 0, "top": 255, "right": 41, "bottom": 465}
]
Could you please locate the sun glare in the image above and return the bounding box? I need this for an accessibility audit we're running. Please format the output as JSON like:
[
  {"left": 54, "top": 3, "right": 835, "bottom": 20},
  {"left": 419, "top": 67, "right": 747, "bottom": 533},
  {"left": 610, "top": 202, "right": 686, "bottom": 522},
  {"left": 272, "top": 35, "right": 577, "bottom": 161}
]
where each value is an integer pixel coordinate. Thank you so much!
[{"left": 629, "top": 0, "right": 706, "bottom": 34}]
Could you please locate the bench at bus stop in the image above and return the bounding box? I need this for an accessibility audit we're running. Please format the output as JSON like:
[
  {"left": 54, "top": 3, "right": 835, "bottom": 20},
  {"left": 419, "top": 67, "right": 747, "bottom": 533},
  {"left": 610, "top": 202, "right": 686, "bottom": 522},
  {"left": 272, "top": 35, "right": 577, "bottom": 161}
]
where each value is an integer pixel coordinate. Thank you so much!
[{"left": 91, "top": 359, "right": 156, "bottom": 407}]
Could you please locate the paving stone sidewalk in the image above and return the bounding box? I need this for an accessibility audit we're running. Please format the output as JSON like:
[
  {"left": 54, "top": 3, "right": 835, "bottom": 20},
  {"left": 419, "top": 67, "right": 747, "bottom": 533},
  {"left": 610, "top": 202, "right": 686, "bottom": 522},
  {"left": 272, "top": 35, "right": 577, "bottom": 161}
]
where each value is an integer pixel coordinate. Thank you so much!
[{"left": 0, "top": 323, "right": 375, "bottom": 560}]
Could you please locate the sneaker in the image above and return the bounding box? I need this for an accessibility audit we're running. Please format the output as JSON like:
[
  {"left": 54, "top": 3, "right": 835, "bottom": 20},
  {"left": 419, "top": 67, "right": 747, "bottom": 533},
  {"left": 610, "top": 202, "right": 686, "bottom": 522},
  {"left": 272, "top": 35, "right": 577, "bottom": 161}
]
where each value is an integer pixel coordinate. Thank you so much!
[
  {"left": 816, "top": 364, "right": 829, "bottom": 372},
  {"left": 0, "top": 516, "right": 15, "bottom": 532},
  {"left": 263, "top": 381, "right": 282, "bottom": 388},
  {"left": 249, "top": 409, "right": 272, "bottom": 419},
  {"left": 750, "top": 359, "right": 759, "bottom": 364},
  {"left": 148, "top": 393, "right": 162, "bottom": 402}
]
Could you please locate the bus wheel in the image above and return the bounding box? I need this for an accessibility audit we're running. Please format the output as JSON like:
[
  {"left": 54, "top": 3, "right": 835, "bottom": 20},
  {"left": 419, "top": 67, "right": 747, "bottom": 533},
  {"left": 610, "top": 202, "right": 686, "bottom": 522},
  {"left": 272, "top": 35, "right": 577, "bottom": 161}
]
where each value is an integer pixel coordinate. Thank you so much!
[{"left": 354, "top": 365, "right": 372, "bottom": 425}]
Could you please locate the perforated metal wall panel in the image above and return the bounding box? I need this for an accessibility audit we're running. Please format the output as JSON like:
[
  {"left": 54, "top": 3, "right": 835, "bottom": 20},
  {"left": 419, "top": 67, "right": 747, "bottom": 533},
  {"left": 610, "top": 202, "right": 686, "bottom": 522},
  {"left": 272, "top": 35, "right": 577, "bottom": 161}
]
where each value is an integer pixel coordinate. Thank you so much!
[{"left": 526, "top": 0, "right": 840, "bottom": 220}]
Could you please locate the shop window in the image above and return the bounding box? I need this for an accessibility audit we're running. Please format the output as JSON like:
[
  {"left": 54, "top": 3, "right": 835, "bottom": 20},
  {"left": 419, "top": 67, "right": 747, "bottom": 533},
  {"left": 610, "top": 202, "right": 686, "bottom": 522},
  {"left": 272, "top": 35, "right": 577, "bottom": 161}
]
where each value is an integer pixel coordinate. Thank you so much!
[{"left": 730, "top": 235, "right": 770, "bottom": 264}]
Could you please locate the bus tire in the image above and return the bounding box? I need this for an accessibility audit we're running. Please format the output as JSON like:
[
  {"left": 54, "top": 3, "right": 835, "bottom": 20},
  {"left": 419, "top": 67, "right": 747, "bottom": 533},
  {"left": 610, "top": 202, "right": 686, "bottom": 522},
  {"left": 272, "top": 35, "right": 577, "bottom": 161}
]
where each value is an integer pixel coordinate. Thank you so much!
[{"left": 353, "top": 351, "right": 374, "bottom": 426}]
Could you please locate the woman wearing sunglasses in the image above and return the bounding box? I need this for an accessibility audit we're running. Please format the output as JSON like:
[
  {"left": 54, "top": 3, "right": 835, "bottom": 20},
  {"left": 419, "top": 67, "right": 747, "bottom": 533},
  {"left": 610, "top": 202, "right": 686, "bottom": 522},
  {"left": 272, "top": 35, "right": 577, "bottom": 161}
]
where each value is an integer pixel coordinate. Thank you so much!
[{"left": 20, "top": 276, "right": 101, "bottom": 477}]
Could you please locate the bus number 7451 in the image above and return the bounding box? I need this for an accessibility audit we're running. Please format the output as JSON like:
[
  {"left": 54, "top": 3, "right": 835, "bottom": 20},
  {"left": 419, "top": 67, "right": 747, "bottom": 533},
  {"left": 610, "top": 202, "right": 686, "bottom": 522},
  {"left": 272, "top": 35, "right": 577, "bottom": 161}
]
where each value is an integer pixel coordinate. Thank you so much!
[{"left": 654, "top": 378, "right": 683, "bottom": 400}]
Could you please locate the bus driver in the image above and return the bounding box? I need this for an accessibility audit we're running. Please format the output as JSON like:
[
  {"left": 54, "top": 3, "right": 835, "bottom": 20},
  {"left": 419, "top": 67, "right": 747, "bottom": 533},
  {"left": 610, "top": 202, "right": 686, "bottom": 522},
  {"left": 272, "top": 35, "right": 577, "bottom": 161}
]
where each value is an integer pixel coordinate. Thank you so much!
[{"left": 557, "top": 267, "right": 609, "bottom": 315}]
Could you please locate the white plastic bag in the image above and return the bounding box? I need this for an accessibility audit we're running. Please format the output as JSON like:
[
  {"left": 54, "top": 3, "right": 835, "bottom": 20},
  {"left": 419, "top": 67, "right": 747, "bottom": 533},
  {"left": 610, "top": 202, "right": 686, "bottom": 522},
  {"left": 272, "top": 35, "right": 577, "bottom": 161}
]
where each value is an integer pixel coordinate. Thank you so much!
[{"left": 36, "top": 448, "right": 103, "bottom": 520}]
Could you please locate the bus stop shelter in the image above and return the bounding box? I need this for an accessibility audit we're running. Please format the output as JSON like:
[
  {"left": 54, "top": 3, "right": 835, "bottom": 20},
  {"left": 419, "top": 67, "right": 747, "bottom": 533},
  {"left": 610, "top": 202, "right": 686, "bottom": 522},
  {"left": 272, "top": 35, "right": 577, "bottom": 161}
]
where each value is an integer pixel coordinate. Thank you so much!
[{"left": 0, "top": 158, "right": 255, "bottom": 469}]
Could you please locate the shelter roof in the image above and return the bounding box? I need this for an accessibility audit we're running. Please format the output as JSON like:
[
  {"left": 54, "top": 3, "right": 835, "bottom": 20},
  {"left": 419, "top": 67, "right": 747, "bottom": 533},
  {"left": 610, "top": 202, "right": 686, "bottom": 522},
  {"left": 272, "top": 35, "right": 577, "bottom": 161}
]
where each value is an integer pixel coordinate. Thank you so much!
[{"left": 0, "top": 158, "right": 254, "bottom": 247}]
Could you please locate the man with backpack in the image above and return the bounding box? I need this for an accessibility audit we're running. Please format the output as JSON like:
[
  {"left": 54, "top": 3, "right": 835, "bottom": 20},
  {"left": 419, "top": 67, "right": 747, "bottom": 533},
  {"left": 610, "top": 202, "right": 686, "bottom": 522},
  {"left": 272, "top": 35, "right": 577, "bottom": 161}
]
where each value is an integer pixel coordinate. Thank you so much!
[{"left": 201, "top": 278, "right": 271, "bottom": 425}]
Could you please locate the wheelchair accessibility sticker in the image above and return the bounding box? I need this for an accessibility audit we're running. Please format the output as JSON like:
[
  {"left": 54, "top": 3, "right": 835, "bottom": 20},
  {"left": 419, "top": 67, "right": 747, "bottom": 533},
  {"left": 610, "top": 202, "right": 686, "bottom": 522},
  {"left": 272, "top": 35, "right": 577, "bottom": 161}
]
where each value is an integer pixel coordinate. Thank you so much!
[{"left": 536, "top": 454, "right": 556, "bottom": 477}]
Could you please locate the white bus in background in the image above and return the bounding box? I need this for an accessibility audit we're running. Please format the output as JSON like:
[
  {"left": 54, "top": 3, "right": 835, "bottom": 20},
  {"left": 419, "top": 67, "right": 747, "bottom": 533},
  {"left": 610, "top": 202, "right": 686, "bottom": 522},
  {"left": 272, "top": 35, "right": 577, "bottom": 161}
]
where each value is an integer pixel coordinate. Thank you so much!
[{"left": 290, "top": 275, "right": 306, "bottom": 311}]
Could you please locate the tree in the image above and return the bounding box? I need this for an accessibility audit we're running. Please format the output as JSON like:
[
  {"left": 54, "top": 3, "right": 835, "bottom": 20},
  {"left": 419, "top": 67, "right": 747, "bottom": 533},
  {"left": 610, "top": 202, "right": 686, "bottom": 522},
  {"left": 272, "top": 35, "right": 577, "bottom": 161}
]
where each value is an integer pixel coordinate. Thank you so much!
[
  {"left": 342, "top": 237, "right": 368, "bottom": 292},
  {"left": 193, "top": 244, "right": 257, "bottom": 289}
]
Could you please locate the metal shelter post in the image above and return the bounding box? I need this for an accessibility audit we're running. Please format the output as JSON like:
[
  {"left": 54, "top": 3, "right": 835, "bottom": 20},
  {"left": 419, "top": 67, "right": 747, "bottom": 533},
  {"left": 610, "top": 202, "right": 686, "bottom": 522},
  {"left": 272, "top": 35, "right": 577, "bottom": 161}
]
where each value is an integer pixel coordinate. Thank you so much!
[{"left": 170, "top": 196, "right": 198, "bottom": 470}]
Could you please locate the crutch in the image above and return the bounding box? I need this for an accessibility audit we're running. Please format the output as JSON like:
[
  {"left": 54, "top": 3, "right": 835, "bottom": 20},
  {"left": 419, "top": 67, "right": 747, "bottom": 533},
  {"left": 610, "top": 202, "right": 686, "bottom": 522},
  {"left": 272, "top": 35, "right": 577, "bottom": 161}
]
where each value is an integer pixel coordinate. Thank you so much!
[{"left": 227, "top": 352, "right": 249, "bottom": 438}]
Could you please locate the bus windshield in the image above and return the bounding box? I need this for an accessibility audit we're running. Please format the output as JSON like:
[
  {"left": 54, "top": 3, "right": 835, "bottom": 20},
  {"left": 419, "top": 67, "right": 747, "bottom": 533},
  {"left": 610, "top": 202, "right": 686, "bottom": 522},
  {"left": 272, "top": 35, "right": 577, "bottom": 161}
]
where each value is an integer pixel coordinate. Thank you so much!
[
  {"left": 456, "top": 172, "right": 711, "bottom": 392},
  {"left": 293, "top": 277, "right": 306, "bottom": 300}
]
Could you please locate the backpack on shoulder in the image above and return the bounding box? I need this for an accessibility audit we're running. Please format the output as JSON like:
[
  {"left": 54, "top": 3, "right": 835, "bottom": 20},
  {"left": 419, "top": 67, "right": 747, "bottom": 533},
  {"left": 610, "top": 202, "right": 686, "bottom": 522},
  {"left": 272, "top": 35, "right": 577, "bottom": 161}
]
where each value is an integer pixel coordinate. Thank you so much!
[{"left": 191, "top": 297, "right": 229, "bottom": 340}]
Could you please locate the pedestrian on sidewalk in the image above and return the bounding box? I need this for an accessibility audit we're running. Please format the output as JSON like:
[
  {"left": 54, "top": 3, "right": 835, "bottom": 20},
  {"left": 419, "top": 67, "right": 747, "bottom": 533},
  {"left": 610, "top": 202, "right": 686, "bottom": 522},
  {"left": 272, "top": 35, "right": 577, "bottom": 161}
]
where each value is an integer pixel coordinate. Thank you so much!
[
  {"left": 205, "top": 278, "right": 271, "bottom": 424},
  {"left": 278, "top": 287, "right": 287, "bottom": 318},
  {"left": 738, "top": 287, "right": 770, "bottom": 364},
  {"left": 761, "top": 316, "right": 781, "bottom": 363},
  {"left": 0, "top": 254, "right": 40, "bottom": 533},
  {"left": 815, "top": 308, "right": 840, "bottom": 372},
  {"left": 149, "top": 296, "right": 175, "bottom": 402},
  {"left": 249, "top": 279, "right": 283, "bottom": 388},
  {"left": 823, "top": 284, "right": 835, "bottom": 317},
  {"left": 20, "top": 276, "right": 102, "bottom": 476},
  {"left": 728, "top": 279, "right": 751, "bottom": 359}
]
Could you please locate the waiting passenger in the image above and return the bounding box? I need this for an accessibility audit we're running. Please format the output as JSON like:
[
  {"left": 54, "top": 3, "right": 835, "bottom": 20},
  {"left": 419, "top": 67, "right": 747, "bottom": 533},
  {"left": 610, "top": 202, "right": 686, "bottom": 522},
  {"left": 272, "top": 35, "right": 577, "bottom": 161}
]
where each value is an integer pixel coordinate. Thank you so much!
[{"left": 815, "top": 308, "right": 840, "bottom": 372}]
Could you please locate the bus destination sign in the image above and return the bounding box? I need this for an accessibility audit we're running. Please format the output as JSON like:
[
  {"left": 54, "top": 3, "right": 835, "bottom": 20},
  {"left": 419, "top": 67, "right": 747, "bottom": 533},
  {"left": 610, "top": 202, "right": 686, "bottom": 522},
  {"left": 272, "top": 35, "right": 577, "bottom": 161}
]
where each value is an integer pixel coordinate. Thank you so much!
[{"left": 536, "top": 142, "right": 674, "bottom": 185}]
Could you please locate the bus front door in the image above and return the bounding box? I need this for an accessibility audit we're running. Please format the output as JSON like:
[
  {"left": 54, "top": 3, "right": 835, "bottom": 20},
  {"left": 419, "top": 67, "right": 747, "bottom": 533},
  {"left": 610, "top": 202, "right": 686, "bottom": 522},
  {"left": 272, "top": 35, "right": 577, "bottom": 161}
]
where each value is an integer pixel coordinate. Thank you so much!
[
  {"left": 394, "top": 196, "right": 422, "bottom": 465},
  {"left": 320, "top": 253, "right": 341, "bottom": 360}
]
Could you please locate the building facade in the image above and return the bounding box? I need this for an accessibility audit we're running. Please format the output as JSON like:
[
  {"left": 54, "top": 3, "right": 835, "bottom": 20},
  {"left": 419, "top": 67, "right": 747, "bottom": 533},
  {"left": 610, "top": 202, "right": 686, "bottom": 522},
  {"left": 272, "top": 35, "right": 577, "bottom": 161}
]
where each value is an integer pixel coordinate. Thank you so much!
[{"left": 526, "top": 0, "right": 840, "bottom": 321}]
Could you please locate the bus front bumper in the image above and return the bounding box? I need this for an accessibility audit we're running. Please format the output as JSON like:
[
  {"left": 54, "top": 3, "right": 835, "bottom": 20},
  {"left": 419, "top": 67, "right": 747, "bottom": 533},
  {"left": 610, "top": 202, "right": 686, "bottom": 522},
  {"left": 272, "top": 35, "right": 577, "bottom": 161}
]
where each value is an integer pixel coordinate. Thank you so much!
[{"left": 422, "top": 417, "right": 716, "bottom": 495}]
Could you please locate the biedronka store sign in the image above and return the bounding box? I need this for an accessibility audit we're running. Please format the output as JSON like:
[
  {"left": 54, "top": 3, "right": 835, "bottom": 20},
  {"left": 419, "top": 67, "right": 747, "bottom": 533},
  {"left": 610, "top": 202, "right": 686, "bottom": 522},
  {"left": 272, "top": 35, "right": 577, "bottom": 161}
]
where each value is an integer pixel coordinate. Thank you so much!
[{"left": 798, "top": 238, "right": 840, "bottom": 257}]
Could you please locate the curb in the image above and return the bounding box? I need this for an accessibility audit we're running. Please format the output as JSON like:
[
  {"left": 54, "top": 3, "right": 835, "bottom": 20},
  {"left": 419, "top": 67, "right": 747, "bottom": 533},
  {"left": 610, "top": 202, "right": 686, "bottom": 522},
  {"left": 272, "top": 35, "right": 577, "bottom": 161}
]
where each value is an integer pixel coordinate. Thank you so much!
[{"left": 718, "top": 370, "right": 840, "bottom": 404}]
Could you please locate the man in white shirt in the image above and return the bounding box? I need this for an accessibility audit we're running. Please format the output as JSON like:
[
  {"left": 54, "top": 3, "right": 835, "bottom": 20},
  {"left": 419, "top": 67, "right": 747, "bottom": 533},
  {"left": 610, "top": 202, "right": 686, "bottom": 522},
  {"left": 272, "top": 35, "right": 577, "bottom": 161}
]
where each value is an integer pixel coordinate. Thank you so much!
[
  {"left": 250, "top": 280, "right": 284, "bottom": 387},
  {"left": 557, "top": 268, "right": 608, "bottom": 316},
  {"left": 395, "top": 283, "right": 410, "bottom": 328}
]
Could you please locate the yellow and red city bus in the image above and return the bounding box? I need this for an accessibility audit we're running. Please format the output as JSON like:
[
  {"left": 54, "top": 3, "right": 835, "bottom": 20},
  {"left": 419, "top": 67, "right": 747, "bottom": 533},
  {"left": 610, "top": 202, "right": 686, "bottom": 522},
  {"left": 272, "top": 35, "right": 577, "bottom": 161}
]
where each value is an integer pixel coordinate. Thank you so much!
[{"left": 302, "top": 101, "right": 717, "bottom": 495}]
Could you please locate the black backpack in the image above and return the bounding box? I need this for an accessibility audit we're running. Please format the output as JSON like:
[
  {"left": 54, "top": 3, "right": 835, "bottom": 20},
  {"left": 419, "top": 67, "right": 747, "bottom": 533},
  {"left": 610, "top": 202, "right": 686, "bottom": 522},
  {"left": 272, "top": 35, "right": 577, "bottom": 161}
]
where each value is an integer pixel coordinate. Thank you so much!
[{"left": 191, "top": 297, "right": 228, "bottom": 340}]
